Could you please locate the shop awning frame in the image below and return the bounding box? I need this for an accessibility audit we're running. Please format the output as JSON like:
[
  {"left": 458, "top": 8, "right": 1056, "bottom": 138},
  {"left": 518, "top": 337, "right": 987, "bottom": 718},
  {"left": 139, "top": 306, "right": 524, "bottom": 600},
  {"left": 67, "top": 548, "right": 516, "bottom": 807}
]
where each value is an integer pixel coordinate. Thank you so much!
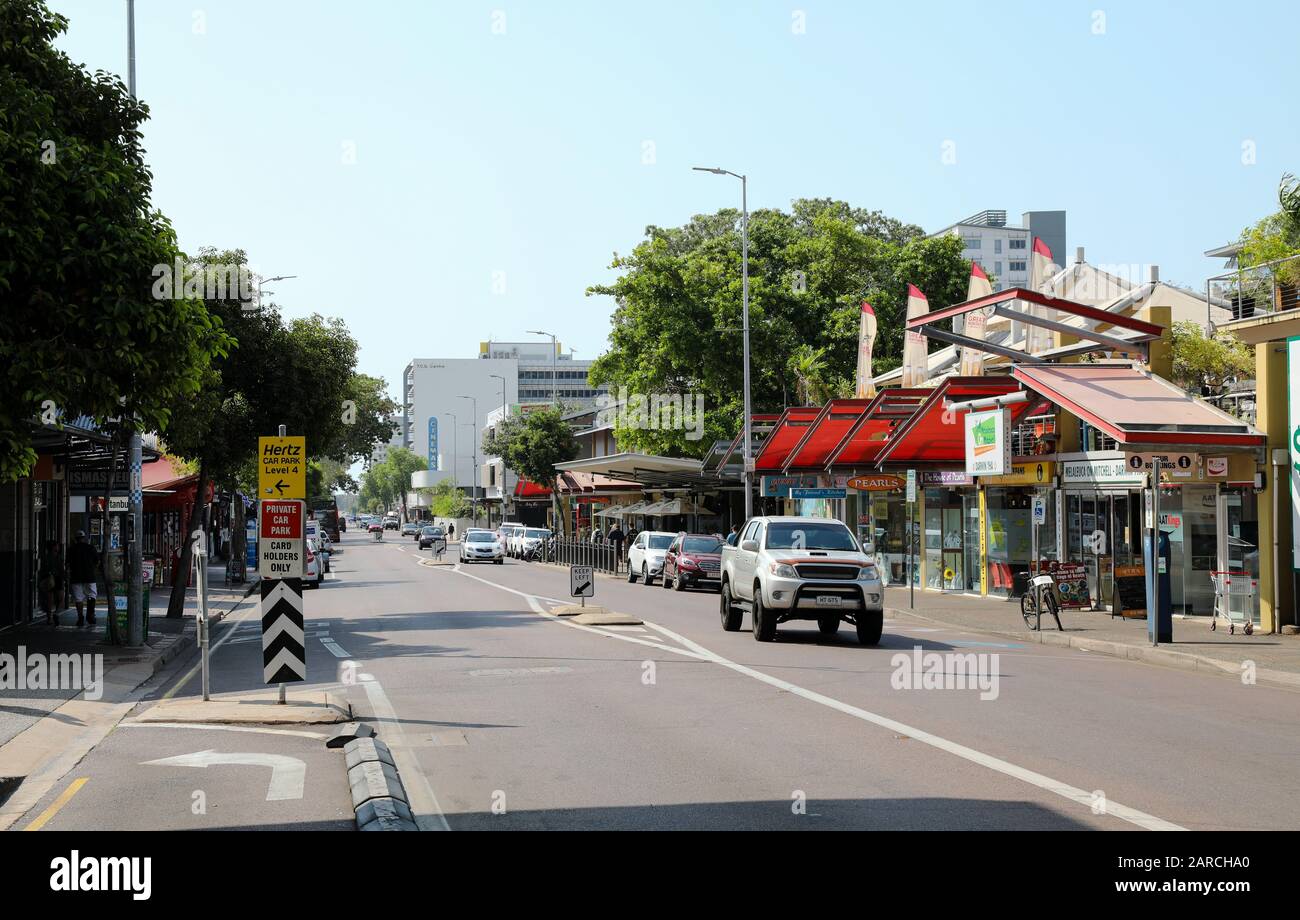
[
  {"left": 873, "top": 377, "right": 1032, "bottom": 467},
  {"left": 751, "top": 407, "right": 822, "bottom": 473},
  {"left": 825, "top": 389, "right": 930, "bottom": 469},
  {"left": 781, "top": 398, "right": 874, "bottom": 473}
]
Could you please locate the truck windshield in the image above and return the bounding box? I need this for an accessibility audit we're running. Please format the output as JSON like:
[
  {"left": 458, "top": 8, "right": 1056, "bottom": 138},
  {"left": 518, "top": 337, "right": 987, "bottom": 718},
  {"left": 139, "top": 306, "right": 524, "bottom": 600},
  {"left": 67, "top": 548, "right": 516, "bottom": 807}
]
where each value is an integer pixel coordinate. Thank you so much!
[{"left": 764, "top": 522, "right": 858, "bottom": 551}]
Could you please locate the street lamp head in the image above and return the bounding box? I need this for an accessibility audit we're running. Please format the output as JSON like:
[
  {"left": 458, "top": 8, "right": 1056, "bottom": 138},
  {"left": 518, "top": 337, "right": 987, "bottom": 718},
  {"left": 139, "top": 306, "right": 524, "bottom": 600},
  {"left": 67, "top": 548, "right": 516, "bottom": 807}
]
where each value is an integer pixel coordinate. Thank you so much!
[{"left": 692, "top": 166, "right": 726, "bottom": 175}]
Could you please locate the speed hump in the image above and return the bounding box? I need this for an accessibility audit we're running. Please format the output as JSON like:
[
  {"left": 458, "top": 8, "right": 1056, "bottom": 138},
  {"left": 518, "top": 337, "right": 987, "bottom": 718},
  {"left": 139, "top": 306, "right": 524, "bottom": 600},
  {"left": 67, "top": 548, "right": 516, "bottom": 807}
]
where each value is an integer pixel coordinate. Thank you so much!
[{"left": 570, "top": 565, "right": 595, "bottom": 598}]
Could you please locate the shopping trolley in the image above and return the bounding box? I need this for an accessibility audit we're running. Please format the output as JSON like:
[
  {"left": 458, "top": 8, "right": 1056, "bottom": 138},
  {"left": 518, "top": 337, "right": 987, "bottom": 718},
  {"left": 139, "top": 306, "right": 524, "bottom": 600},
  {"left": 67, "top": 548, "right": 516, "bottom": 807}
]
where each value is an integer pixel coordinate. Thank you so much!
[{"left": 1210, "top": 571, "right": 1256, "bottom": 635}]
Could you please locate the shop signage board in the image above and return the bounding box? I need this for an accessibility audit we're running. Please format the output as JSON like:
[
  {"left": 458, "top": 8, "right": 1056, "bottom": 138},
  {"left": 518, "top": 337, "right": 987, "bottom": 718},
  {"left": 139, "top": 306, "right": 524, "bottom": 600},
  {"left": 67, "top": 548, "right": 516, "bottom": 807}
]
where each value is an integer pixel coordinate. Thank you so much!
[
  {"left": 1290, "top": 337, "right": 1300, "bottom": 569},
  {"left": 906, "top": 469, "right": 916, "bottom": 502},
  {"left": 760, "top": 474, "right": 819, "bottom": 498},
  {"left": 920, "top": 470, "right": 973, "bottom": 487},
  {"left": 847, "top": 474, "right": 905, "bottom": 492},
  {"left": 258, "top": 499, "right": 305, "bottom": 578},
  {"left": 67, "top": 465, "right": 131, "bottom": 495},
  {"left": 1062, "top": 456, "right": 1144, "bottom": 486},
  {"left": 964, "top": 409, "right": 1012, "bottom": 477},
  {"left": 1113, "top": 564, "right": 1147, "bottom": 618},
  {"left": 1039, "top": 561, "right": 1089, "bottom": 608},
  {"left": 258, "top": 436, "right": 307, "bottom": 500},
  {"left": 427, "top": 417, "right": 439, "bottom": 471},
  {"left": 983, "top": 459, "right": 1055, "bottom": 486},
  {"left": 791, "top": 488, "right": 847, "bottom": 500}
]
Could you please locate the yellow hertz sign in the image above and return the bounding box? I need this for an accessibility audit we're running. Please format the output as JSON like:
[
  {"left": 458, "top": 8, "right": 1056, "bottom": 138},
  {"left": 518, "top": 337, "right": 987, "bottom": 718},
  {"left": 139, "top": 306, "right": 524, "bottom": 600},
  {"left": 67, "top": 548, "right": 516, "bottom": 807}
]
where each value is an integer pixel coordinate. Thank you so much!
[{"left": 259, "top": 436, "right": 306, "bottom": 500}]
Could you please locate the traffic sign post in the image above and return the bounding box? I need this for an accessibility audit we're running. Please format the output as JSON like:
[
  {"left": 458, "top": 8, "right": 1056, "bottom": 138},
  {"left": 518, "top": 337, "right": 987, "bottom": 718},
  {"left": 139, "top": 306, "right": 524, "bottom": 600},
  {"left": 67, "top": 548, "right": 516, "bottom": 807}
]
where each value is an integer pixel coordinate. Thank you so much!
[
  {"left": 261, "top": 578, "right": 306, "bottom": 689},
  {"left": 259, "top": 499, "right": 305, "bottom": 578},
  {"left": 259, "top": 434, "right": 306, "bottom": 500},
  {"left": 570, "top": 565, "right": 595, "bottom": 607}
]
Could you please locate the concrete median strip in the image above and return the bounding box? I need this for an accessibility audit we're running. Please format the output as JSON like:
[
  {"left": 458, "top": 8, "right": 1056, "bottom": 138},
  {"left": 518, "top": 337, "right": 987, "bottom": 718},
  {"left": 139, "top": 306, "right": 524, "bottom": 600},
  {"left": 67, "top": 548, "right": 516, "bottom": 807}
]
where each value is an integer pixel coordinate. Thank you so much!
[
  {"left": 133, "top": 689, "right": 353, "bottom": 725},
  {"left": 344, "top": 737, "right": 417, "bottom": 831}
]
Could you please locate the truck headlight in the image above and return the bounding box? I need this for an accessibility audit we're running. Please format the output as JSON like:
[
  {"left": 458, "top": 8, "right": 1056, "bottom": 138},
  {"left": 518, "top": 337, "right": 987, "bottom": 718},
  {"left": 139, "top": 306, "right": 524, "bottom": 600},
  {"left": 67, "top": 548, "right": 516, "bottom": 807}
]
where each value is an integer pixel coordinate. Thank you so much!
[
  {"left": 770, "top": 563, "right": 797, "bottom": 578},
  {"left": 857, "top": 564, "right": 878, "bottom": 581}
]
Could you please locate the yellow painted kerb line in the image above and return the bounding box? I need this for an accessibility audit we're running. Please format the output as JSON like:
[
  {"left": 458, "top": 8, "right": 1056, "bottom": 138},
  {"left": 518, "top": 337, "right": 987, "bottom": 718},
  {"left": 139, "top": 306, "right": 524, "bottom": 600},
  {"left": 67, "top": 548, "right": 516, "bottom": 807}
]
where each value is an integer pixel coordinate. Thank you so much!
[{"left": 24, "top": 777, "right": 89, "bottom": 831}]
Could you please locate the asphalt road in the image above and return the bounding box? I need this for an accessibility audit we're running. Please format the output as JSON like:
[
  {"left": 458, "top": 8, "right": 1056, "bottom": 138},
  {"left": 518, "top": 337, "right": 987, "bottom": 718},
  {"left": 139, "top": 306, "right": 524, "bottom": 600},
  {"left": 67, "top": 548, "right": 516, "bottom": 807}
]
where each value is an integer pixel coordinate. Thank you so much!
[{"left": 18, "top": 529, "right": 1300, "bottom": 831}]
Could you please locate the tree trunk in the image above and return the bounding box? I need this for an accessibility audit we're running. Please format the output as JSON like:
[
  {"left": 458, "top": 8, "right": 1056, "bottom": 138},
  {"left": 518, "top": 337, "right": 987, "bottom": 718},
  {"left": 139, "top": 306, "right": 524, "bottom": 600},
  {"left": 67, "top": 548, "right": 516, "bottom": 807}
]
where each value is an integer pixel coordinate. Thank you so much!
[
  {"left": 99, "top": 438, "right": 122, "bottom": 645},
  {"left": 166, "top": 455, "right": 207, "bottom": 618}
]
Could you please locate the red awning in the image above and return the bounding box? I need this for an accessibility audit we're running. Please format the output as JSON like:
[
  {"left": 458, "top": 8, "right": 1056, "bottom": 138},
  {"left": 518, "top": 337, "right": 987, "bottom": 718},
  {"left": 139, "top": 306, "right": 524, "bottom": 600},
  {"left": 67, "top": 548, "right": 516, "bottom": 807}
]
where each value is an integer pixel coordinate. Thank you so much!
[
  {"left": 782, "top": 399, "right": 874, "bottom": 472},
  {"left": 514, "top": 479, "right": 552, "bottom": 498},
  {"left": 752, "top": 407, "right": 822, "bottom": 472},
  {"left": 826, "top": 389, "right": 930, "bottom": 468},
  {"left": 716, "top": 414, "right": 781, "bottom": 471},
  {"left": 874, "top": 378, "right": 1033, "bottom": 466},
  {"left": 1011, "top": 364, "right": 1264, "bottom": 447}
]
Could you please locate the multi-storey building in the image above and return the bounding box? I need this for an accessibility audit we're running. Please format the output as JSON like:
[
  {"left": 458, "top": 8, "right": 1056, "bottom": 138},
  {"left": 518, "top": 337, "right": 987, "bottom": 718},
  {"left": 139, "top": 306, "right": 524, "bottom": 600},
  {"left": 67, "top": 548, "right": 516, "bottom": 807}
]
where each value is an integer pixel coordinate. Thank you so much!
[{"left": 929, "top": 209, "right": 1067, "bottom": 290}]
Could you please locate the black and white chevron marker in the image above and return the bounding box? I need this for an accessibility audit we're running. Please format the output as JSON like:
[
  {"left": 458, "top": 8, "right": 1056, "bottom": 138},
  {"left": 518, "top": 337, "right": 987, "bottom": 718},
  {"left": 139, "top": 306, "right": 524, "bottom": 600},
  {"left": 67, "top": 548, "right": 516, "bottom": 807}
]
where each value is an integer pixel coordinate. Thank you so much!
[{"left": 261, "top": 578, "right": 306, "bottom": 684}]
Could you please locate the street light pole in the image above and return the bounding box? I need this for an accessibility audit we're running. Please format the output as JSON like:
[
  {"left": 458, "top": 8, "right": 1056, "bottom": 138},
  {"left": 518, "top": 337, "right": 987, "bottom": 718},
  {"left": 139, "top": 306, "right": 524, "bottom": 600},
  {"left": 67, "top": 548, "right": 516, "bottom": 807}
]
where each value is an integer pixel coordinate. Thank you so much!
[
  {"left": 457, "top": 396, "right": 479, "bottom": 526},
  {"left": 125, "top": 0, "right": 144, "bottom": 646},
  {"left": 490, "top": 373, "right": 507, "bottom": 526},
  {"left": 693, "top": 166, "right": 753, "bottom": 521}
]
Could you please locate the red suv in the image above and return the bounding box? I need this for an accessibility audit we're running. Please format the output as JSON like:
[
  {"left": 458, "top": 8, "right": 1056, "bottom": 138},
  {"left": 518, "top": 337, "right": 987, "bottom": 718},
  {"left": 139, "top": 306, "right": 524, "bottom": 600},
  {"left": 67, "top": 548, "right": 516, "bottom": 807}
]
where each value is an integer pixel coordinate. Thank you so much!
[{"left": 662, "top": 534, "right": 724, "bottom": 592}]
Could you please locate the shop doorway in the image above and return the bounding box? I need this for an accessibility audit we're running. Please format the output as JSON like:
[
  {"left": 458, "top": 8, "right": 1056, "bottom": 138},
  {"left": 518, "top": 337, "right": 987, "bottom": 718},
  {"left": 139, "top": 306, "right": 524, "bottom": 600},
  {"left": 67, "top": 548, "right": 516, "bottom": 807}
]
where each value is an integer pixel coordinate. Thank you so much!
[{"left": 1066, "top": 490, "right": 1140, "bottom": 610}]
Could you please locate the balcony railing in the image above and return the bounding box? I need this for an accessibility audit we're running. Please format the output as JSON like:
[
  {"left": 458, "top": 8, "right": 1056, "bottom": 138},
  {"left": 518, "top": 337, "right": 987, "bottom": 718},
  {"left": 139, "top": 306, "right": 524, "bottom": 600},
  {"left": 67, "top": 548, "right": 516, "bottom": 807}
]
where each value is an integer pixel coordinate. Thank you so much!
[{"left": 1208, "top": 253, "right": 1300, "bottom": 327}]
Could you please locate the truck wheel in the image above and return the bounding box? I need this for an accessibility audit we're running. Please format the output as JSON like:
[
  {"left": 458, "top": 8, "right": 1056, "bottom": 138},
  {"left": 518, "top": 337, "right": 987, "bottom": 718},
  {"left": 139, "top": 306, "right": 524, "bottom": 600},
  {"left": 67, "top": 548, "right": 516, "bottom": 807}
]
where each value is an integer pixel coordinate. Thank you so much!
[
  {"left": 856, "top": 609, "right": 884, "bottom": 646},
  {"left": 818, "top": 615, "right": 839, "bottom": 636},
  {"left": 752, "top": 588, "right": 777, "bottom": 642},
  {"left": 719, "top": 583, "right": 742, "bottom": 631}
]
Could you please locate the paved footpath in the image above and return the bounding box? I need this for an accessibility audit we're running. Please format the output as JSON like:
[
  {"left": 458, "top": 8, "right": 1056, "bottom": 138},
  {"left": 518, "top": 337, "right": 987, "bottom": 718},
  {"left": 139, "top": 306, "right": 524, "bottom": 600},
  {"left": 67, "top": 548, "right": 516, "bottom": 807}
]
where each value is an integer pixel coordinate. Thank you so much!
[{"left": 885, "top": 587, "right": 1300, "bottom": 687}]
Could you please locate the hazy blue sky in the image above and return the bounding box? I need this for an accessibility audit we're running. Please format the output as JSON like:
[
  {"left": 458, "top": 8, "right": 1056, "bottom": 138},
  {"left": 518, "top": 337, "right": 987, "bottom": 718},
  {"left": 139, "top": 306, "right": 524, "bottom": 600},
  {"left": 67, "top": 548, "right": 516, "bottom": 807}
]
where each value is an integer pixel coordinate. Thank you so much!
[{"left": 50, "top": 1, "right": 1300, "bottom": 398}]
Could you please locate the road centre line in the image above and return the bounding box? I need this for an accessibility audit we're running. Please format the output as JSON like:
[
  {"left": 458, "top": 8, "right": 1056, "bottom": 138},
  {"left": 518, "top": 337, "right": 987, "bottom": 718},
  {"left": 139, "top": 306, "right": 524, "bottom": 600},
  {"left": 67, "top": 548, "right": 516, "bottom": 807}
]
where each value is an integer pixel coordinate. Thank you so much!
[{"left": 443, "top": 563, "right": 1185, "bottom": 832}]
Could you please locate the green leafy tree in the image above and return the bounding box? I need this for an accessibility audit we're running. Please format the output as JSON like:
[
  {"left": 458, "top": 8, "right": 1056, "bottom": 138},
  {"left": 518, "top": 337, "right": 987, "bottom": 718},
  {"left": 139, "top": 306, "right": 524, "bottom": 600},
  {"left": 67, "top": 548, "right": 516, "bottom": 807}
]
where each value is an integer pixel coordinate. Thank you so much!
[
  {"left": 488, "top": 409, "right": 577, "bottom": 490},
  {"left": 1170, "top": 321, "right": 1255, "bottom": 396},
  {"left": 419, "top": 476, "right": 472, "bottom": 519},
  {"left": 0, "top": 0, "right": 227, "bottom": 481},
  {"left": 1238, "top": 172, "right": 1300, "bottom": 289},
  {"left": 586, "top": 199, "right": 971, "bottom": 456}
]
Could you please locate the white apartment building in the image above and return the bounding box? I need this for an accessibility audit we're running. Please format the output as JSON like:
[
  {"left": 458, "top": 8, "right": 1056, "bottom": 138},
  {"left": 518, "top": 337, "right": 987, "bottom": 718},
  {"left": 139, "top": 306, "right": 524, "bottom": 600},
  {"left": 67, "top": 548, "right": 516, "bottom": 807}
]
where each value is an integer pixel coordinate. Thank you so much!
[
  {"left": 929, "top": 209, "right": 1067, "bottom": 291},
  {"left": 401, "top": 339, "right": 608, "bottom": 500}
]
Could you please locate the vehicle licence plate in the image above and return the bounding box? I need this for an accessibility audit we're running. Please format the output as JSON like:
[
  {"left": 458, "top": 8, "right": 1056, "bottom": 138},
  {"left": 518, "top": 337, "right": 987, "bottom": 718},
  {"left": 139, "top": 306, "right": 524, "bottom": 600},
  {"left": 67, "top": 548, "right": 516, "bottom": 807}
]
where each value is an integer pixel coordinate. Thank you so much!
[{"left": 815, "top": 595, "right": 843, "bottom": 607}]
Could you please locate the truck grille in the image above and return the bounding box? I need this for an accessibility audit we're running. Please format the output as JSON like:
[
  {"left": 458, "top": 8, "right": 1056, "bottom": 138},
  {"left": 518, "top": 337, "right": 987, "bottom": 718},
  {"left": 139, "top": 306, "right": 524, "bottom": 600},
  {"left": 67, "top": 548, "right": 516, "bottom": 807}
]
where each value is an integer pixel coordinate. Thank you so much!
[{"left": 795, "top": 564, "right": 859, "bottom": 580}]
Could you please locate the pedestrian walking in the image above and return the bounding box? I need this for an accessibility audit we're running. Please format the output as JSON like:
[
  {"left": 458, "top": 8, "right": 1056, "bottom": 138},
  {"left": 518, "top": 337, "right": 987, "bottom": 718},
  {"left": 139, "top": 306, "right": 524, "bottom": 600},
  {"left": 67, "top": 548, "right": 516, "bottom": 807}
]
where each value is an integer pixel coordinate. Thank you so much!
[
  {"left": 67, "top": 530, "right": 99, "bottom": 628},
  {"left": 39, "top": 539, "right": 64, "bottom": 626},
  {"left": 726, "top": 524, "right": 740, "bottom": 546},
  {"left": 607, "top": 523, "right": 625, "bottom": 571},
  {"left": 447, "top": 521, "right": 455, "bottom": 541}
]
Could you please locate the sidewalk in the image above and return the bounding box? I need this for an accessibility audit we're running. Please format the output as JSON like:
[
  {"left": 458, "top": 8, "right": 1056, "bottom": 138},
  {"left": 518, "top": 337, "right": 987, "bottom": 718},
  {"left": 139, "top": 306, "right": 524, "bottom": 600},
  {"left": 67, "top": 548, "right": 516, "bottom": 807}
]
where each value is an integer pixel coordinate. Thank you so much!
[
  {"left": 887, "top": 588, "right": 1300, "bottom": 688},
  {"left": 0, "top": 565, "right": 259, "bottom": 748}
]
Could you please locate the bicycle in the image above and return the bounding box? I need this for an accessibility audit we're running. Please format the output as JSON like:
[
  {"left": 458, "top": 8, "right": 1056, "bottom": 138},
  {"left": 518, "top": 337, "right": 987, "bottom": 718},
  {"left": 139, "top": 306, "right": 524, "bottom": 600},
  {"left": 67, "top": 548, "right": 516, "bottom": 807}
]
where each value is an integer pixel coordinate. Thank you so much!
[{"left": 1020, "top": 573, "right": 1062, "bottom": 631}]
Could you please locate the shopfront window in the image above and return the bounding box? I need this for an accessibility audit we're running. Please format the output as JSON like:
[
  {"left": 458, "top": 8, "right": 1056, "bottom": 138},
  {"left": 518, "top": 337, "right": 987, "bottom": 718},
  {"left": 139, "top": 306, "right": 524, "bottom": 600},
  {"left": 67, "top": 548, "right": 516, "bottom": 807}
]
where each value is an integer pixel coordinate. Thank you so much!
[
  {"left": 985, "top": 488, "right": 1032, "bottom": 597},
  {"left": 1223, "top": 488, "right": 1261, "bottom": 625},
  {"left": 1159, "top": 485, "right": 1218, "bottom": 616},
  {"left": 870, "top": 493, "right": 912, "bottom": 587},
  {"left": 924, "top": 488, "right": 967, "bottom": 591}
]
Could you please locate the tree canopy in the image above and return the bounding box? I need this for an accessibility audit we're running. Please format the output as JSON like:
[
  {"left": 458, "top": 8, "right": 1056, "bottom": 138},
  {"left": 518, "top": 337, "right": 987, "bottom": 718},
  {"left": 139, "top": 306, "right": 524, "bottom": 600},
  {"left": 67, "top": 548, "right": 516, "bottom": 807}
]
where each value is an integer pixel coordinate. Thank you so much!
[
  {"left": 1169, "top": 321, "right": 1255, "bottom": 396},
  {"left": 0, "top": 0, "right": 228, "bottom": 480},
  {"left": 585, "top": 198, "right": 972, "bottom": 457},
  {"left": 484, "top": 409, "right": 577, "bottom": 489}
]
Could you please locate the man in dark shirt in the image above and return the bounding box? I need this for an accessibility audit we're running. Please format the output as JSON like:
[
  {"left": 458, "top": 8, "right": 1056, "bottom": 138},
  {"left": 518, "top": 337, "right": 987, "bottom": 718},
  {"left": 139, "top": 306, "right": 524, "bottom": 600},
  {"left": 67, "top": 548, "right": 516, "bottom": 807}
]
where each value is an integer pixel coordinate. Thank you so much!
[
  {"left": 607, "top": 523, "right": 625, "bottom": 570},
  {"left": 67, "top": 530, "right": 99, "bottom": 627}
]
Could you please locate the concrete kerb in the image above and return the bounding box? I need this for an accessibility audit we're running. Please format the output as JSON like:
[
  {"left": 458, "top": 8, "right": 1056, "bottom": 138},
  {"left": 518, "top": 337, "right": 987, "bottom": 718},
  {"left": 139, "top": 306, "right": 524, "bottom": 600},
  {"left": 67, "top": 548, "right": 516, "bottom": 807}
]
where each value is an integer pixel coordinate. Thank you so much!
[
  {"left": 343, "top": 737, "right": 416, "bottom": 831},
  {"left": 888, "top": 606, "right": 1300, "bottom": 690}
]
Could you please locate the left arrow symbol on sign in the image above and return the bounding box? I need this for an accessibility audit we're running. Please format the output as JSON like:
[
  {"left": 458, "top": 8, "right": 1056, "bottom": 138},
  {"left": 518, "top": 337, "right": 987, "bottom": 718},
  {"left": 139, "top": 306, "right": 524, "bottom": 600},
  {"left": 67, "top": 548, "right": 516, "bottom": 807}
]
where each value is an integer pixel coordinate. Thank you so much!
[
  {"left": 142, "top": 750, "right": 306, "bottom": 800},
  {"left": 274, "top": 479, "right": 289, "bottom": 495}
]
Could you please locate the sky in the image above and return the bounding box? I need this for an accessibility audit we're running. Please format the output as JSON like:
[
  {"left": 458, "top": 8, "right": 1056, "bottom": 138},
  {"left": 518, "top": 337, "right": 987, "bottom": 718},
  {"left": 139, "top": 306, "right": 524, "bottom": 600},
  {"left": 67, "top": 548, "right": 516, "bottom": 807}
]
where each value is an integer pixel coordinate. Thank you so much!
[{"left": 49, "top": 0, "right": 1300, "bottom": 402}]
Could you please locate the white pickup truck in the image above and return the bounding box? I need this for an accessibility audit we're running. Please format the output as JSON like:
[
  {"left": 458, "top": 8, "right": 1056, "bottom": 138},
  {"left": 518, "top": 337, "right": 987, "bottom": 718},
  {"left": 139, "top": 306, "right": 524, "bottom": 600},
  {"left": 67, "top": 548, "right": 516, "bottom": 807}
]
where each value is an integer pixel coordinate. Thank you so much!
[{"left": 719, "top": 516, "right": 884, "bottom": 644}]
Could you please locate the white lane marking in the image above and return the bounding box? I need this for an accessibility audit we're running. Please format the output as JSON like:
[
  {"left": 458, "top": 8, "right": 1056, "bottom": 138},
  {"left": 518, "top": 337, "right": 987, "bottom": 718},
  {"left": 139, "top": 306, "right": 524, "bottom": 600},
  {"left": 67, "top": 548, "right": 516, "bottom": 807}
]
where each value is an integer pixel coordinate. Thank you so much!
[
  {"left": 447, "top": 564, "right": 1185, "bottom": 832},
  {"left": 119, "top": 722, "right": 328, "bottom": 740},
  {"left": 358, "top": 674, "right": 451, "bottom": 832},
  {"left": 141, "top": 750, "right": 306, "bottom": 801},
  {"left": 468, "top": 666, "right": 574, "bottom": 677},
  {"left": 320, "top": 638, "right": 351, "bottom": 658}
]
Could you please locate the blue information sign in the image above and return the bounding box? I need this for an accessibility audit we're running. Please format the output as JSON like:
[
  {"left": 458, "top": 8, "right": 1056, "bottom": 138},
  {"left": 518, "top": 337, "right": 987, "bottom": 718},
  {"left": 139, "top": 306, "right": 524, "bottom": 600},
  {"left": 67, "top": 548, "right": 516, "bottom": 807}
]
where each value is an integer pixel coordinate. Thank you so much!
[{"left": 428, "top": 417, "right": 439, "bottom": 470}]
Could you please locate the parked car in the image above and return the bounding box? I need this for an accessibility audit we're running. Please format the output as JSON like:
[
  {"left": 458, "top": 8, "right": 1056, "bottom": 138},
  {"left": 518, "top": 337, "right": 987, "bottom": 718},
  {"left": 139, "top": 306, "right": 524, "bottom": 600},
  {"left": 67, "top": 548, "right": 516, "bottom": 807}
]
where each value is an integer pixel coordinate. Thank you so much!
[
  {"left": 662, "top": 534, "right": 724, "bottom": 592},
  {"left": 460, "top": 529, "right": 504, "bottom": 564},
  {"left": 304, "top": 537, "right": 323, "bottom": 588},
  {"left": 719, "top": 516, "right": 883, "bottom": 644},
  {"left": 401, "top": 521, "right": 421, "bottom": 537},
  {"left": 513, "top": 527, "right": 551, "bottom": 559},
  {"left": 418, "top": 526, "right": 446, "bottom": 550},
  {"left": 496, "top": 522, "right": 524, "bottom": 553},
  {"left": 627, "top": 531, "right": 677, "bottom": 585}
]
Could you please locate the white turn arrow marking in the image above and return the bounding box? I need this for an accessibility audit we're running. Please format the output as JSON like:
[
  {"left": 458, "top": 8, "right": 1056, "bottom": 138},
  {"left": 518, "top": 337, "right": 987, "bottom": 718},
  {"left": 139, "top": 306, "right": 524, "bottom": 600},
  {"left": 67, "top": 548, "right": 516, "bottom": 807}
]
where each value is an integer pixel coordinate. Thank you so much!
[{"left": 142, "top": 750, "right": 306, "bottom": 801}]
